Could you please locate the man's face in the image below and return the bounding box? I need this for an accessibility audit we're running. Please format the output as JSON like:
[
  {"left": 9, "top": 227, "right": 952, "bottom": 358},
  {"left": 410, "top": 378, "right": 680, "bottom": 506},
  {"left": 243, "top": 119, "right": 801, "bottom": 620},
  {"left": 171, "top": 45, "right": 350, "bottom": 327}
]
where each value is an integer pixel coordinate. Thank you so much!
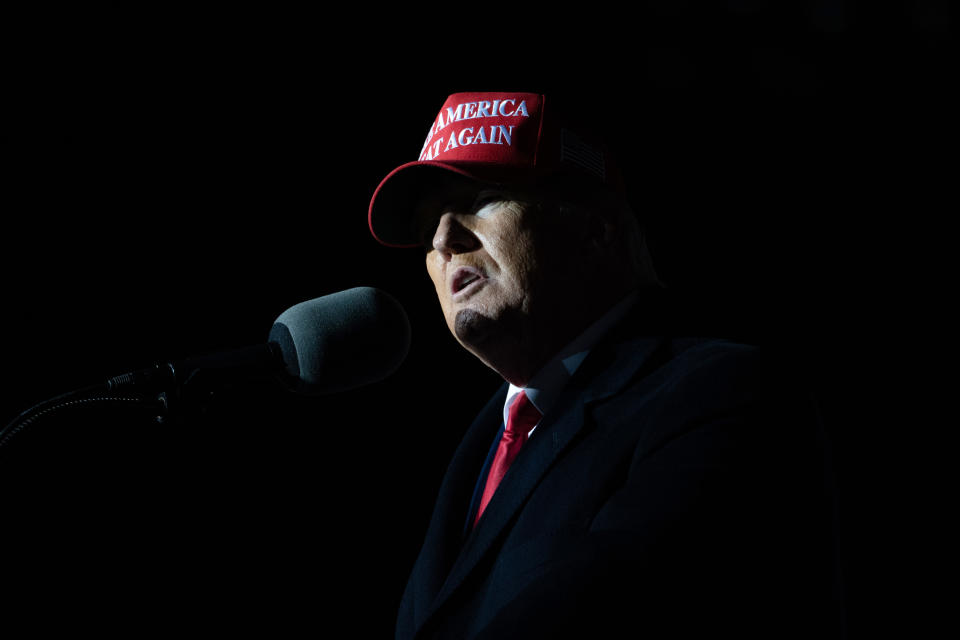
[{"left": 416, "top": 176, "right": 596, "bottom": 379}]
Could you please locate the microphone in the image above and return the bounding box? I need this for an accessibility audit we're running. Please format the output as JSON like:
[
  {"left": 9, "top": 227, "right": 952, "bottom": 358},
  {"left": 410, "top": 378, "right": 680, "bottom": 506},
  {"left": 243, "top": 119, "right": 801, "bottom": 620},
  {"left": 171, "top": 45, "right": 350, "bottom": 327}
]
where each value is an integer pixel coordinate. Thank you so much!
[
  {"left": 107, "top": 287, "right": 412, "bottom": 396},
  {"left": 269, "top": 286, "right": 411, "bottom": 395}
]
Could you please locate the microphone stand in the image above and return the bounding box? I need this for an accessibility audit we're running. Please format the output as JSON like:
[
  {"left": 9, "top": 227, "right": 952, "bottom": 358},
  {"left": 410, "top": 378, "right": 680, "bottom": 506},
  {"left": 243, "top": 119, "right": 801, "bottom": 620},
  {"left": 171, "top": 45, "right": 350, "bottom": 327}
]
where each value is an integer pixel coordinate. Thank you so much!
[{"left": 0, "top": 343, "right": 285, "bottom": 452}]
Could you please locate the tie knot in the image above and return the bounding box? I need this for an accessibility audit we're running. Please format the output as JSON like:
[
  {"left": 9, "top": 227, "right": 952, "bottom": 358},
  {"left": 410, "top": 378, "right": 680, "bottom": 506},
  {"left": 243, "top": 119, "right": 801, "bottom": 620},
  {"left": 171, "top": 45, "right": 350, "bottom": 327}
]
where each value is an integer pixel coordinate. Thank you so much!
[{"left": 506, "top": 390, "right": 542, "bottom": 436}]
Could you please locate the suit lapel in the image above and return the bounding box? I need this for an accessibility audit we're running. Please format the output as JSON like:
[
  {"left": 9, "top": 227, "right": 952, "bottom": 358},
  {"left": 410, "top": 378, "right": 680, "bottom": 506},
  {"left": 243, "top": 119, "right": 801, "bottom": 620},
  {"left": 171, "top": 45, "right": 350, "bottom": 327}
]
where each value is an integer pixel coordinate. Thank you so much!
[
  {"left": 417, "top": 325, "right": 671, "bottom": 636},
  {"left": 406, "top": 384, "right": 507, "bottom": 634},
  {"left": 429, "top": 393, "right": 587, "bottom": 611}
]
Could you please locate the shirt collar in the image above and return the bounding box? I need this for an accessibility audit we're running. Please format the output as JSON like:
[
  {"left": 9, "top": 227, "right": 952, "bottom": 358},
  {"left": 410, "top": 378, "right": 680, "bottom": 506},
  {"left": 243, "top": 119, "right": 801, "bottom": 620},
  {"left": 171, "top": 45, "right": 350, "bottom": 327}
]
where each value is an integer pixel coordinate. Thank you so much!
[{"left": 503, "top": 290, "right": 639, "bottom": 435}]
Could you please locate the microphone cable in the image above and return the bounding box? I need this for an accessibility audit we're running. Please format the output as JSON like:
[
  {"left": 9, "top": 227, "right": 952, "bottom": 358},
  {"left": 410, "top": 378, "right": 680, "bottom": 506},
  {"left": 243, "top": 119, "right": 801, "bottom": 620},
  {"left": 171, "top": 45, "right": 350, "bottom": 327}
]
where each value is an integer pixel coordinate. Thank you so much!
[{"left": 0, "top": 384, "right": 164, "bottom": 451}]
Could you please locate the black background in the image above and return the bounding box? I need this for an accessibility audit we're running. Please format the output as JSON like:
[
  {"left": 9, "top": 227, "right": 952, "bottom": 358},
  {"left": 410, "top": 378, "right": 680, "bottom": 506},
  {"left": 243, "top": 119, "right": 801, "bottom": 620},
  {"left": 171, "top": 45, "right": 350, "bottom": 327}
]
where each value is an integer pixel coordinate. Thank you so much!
[{"left": 1, "top": 3, "right": 950, "bottom": 636}]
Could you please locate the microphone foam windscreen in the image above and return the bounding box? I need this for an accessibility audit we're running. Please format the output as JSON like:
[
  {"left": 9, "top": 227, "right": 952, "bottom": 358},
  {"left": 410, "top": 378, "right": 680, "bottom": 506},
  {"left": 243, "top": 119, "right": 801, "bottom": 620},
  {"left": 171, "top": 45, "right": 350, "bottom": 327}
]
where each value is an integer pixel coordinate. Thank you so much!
[{"left": 268, "top": 287, "right": 411, "bottom": 395}]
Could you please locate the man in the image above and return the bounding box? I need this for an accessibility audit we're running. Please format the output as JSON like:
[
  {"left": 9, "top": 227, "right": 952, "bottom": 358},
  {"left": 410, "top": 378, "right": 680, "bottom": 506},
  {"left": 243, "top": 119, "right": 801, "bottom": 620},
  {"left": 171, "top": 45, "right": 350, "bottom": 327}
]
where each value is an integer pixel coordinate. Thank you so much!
[{"left": 369, "top": 92, "right": 844, "bottom": 639}]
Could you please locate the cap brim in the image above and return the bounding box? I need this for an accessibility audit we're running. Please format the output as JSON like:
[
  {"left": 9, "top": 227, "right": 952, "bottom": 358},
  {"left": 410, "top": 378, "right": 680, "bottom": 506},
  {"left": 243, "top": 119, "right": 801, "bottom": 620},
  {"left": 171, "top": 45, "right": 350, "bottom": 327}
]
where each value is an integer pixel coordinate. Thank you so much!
[{"left": 368, "top": 161, "right": 538, "bottom": 248}]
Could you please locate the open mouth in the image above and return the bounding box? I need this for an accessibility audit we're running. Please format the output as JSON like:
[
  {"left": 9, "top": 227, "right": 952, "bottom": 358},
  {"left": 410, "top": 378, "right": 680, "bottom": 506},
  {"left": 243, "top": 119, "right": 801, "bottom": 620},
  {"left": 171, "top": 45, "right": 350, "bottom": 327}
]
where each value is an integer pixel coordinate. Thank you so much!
[{"left": 451, "top": 267, "right": 486, "bottom": 297}]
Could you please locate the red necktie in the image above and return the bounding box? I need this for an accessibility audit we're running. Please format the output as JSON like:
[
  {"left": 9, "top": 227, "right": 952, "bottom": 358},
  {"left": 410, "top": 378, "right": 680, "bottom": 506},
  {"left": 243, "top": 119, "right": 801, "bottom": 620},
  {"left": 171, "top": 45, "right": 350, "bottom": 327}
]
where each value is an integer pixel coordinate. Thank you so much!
[{"left": 474, "top": 390, "right": 542, "bottom": 527}]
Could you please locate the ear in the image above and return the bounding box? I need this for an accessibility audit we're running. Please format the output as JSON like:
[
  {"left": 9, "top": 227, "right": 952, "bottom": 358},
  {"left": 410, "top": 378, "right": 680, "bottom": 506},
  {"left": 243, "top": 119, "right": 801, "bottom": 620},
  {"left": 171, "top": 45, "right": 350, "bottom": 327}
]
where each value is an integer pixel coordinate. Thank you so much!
[{"left": 587, "top": 213, "right": 617, "bottom": 251}]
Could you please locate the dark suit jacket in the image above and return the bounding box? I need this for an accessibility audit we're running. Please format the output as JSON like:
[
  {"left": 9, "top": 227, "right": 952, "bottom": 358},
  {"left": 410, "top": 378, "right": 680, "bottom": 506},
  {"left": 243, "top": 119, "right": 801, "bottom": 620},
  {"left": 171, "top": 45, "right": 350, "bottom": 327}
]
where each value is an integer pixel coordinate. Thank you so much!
[{"left": 396, "top": 300, "right": 845, "bottom": 639}]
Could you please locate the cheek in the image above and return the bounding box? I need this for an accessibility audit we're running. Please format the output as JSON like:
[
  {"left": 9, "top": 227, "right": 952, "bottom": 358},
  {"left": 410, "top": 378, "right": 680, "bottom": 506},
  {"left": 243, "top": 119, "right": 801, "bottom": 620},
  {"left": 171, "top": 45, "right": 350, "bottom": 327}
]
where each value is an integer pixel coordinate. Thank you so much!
[
  {"left": 496, "top": 232, "right": 540, "bottom": 288},
  {"left": 426, "top": 258, "right": 455, "bottom": 320},
  {"left": 425, "top": 255, "right": 441, "bottom": 287},
  {"left": 425, "top": 260, "right": 443, "bottom": 300}
]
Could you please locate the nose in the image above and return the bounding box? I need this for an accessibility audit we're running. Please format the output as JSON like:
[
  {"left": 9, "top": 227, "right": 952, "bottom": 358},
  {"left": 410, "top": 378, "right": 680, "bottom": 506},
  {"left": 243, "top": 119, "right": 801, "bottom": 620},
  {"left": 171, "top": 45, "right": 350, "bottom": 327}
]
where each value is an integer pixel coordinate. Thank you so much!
[{"left": 432, "top": 212, "right": 480, "bottom": 259}]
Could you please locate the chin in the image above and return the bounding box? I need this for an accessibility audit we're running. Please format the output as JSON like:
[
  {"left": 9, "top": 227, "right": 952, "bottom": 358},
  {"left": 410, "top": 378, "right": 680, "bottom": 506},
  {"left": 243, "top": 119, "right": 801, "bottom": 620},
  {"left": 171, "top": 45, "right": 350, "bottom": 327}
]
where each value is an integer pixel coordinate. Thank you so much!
[{"left": 453, "top": 308, "right": 497, "bottom": 347}]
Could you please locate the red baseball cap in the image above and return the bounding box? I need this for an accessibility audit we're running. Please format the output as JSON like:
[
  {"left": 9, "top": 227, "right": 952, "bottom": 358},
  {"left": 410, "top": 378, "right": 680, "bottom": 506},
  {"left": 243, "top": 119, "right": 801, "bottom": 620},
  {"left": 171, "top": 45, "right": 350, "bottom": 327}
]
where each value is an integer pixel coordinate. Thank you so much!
[{"left": 368, "top": 91, "right": 625, "bottom": 248}]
